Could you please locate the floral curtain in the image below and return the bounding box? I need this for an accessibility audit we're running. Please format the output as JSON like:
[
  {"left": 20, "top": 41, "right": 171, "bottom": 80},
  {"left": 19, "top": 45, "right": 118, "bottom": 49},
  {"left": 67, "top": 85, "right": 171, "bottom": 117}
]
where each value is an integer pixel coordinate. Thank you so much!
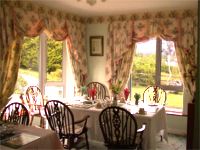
[
  {"left": 132, "top": 11, "right": 197, "bottom": 102},
  {"left": 174, "top": 13, "right": 197, "bottom": 99},
  {"left": 106, "top": 19, "right": 135, "bottom": 96},
  {"left": 106, "top": 10, "right": 197, "bottom": 102},
  {"left": 0, "top": 1, "right": 87, "bottom": 109},
  {"left": 0, "top": 2, "right": 23, "bottom": 109},
  {"left": 66, "top": 19, "right": 87, "bottom": 94}
]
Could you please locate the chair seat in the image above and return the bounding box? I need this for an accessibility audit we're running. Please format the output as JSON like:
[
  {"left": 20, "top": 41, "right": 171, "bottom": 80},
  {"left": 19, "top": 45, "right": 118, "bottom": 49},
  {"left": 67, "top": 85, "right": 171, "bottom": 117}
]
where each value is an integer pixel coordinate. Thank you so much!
[
  {"left": 60, "top": 124, "right": 85, "bottom": 135},
  {"left": 74, "top": 125, "right": 85, "bottom": 135},
  {"left": 0, "top": 102, "right": 29, "bottom": 125},
  {"left": 30, "top": 110, "right": 40, "bottom": 115}
]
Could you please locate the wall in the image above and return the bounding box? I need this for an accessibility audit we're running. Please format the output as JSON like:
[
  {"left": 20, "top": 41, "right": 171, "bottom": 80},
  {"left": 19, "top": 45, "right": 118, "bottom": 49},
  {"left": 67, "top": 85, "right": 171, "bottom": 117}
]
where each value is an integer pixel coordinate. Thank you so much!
[
  {"left": 167, "top": 115, "right": 187, "bottom": 135},
  {"left": 86, "top": 23, "right": 108, "bottom": 88}
]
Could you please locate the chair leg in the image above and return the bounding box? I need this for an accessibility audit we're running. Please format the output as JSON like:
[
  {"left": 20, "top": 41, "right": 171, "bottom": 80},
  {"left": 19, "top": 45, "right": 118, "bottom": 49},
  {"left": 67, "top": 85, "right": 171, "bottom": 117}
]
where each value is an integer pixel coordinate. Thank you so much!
[
  {"left": 160, "top": 130, "right": 164, "bottom": 142},
  {"left": 68, "top": 137, "right": 74, "bottom": 150},
  {"left": 40, "top": 117, "right": 45, "bottom": 128},
  {"left": 29, "top": 115, "right": 34, "bottom": 126},
  {"left": 160, "top": 135, "right": 163, "bottom": 142},
  {"left": 85, "top": 132, "right": 89, "bottom": 150}
]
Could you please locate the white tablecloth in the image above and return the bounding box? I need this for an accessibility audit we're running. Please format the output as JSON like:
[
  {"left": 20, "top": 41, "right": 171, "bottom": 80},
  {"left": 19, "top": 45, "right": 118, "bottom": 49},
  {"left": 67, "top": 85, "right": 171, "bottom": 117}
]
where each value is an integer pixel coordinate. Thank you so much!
[
  {"left": 0, "top": 125, "right": 63, "bottom": 150},
  {"left": 70, "top": 104, "right": 168, "bottom": 150}
]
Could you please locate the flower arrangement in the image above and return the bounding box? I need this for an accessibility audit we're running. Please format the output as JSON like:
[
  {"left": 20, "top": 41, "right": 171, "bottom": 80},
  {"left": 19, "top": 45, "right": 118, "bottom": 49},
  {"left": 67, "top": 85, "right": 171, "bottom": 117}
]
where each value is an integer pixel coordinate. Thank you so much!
[
  {"left": 124, "top": 88, "right": 130, "bottom": 100},
  {"left": 111, "top": 80, "right": 122, "bottom": 95},
  {"left": 88, "top": 88, "right": 97, "bottom": 100},
  {"left": 81, "top": 85, "right": 87, "bottom": 95}
]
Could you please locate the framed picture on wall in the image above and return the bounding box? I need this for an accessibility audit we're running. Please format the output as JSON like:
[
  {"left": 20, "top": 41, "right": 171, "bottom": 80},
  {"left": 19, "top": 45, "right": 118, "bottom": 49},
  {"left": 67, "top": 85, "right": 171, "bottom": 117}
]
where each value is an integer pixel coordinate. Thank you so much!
[{"left": 90, "top": 36, "right": 104, "bottom": 56}]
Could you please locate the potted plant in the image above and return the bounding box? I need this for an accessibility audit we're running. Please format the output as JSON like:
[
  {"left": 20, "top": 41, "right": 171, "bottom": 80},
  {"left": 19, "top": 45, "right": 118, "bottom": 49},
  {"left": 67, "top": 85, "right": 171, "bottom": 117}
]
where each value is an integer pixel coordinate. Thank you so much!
[{"left": 134, "top": 93, "right": 141, "bottom": 105}]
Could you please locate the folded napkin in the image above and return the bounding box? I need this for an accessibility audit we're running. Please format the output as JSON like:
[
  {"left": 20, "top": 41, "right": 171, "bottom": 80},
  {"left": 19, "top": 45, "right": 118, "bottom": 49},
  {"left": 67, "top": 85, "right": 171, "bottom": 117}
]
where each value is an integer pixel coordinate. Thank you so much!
[
  {"left": 88, "top": 88, "right": 97, "bottom": 100},
  {"left": 124, "top": 88, "right": 130, "bottom": 100}
]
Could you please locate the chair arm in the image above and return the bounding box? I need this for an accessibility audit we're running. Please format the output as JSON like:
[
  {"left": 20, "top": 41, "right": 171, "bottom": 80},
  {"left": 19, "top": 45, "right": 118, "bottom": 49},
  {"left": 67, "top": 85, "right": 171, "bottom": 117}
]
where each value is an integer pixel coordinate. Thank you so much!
[
  {"left": 137, "top": 124, "right": 146, "bottom": 133},
  {"left": 74, "top": 115, "right": 90, "bottom": 126}
]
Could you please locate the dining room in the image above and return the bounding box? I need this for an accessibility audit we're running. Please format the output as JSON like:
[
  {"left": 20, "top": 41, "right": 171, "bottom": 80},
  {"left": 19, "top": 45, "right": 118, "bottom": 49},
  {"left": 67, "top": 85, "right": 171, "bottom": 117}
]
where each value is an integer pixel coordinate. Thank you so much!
[{"left": 0, "top": 0, "right": 199, "bottom": 149}]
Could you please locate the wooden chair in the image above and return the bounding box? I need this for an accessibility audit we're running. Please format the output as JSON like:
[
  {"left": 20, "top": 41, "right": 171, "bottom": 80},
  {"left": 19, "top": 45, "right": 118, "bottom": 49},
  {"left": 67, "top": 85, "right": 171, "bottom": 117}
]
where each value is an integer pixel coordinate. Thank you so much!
[
  {"left": 99, "top": 106, "right": 146, "bottom": 149},
  {"left": 86, "top": 82, "right": 108, "bottom": 100},
  {"left": 143, "top": 85, "right": 167, "bottom": 106},
  {"left": 0, "top": 102, "right": 29, "bottom": 125},
  {"left": 25, "top": 86, "right": 45, "bottom": 127},
  {"left": 44, "top": 100, "right": 90, "bottom": 149}
]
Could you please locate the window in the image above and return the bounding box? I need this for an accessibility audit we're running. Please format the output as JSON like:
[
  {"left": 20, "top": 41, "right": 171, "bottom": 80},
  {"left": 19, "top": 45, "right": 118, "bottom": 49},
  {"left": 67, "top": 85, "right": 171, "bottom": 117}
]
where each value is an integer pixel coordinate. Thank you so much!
[
  {"left": 15, "top": 33, "right": 74, "bottom": 100},
  {"left": 130, "top": 38, "right": 183, "bottom": 110},
  {"left": 44, "top": 36, "right": 66, "bottom": 99},
  {"left": 15, "top": 36, "right": 39, "bottom": 93}
]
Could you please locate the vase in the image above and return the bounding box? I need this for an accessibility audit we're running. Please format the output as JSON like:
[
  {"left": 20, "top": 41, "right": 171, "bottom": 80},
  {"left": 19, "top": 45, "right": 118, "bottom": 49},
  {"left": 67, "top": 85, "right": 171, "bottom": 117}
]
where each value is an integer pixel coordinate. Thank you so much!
[
  {"left": 112, "top": 94, "right": 118, "bottom": 106},
  {"left": 135, "top": 99, "right": 139, "bottom": 105}
]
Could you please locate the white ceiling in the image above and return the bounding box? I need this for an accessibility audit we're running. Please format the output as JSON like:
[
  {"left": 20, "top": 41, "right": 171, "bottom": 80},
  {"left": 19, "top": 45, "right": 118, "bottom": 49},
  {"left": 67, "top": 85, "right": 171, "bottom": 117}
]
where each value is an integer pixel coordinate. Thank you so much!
[{"left": 31, "top": 0, "right": 198, "bottom": 17}]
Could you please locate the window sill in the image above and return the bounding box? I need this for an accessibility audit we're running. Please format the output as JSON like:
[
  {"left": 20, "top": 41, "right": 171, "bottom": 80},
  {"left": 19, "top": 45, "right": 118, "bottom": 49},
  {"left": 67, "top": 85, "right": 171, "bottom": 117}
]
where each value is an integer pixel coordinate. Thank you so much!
[{"left": 165, "top": 107, "right": 186, "bottom": 116}]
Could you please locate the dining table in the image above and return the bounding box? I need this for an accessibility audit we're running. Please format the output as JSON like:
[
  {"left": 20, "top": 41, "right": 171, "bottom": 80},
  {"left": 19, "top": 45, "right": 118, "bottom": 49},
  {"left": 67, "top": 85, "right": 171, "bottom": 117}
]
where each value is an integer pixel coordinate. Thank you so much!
[
  {"left": 67, "top": 98, "right": 168, "bottom": 150},
  {"left": 0, "top": 124, "right": 63, "bottom": 150}
]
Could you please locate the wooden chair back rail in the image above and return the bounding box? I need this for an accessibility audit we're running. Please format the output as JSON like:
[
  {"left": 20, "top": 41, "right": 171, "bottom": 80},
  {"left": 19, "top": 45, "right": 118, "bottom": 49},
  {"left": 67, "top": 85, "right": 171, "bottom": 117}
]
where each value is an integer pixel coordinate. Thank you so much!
[
  {"left": 47, "top": 102, "right": 75, "bottom": 135},
  {"left": 87, "top": 82, "right": 107, "bottom": 99},
  {"left": 99, "top": 106, "right": 145, "bottom": 149},
  {"left": 26, "top": 86, "right": 44, "bottom": 107},
  {"left": 143, "top": 85, "right": 167, "bottom": 106},
  {"left": 24, "top": 86, "right": 45, "bottom": 127},
  {"left": 44, "top": 100, "right": 89, "bottom": 149},
  {"left": 0, "top": 102, "right": 29, "bottom": 125}
]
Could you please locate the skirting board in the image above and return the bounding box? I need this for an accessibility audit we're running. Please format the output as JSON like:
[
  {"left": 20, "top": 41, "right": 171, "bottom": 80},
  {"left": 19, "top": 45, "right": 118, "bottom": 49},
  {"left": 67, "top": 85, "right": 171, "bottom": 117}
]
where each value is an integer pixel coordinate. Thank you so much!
[{"left": 167, "top": 128, "right": 187, "bottom": 136}]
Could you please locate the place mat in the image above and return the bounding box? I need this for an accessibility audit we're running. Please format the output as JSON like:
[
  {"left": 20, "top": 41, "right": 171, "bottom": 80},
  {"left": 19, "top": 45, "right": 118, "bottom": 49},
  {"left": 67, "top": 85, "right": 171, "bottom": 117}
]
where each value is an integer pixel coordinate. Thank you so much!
[
  {"left": 0, "top": 131, "right": 16, "bottom": 142},
  {"left": 1, "top": 132, "right": 40, "bottom": 149},
  {"left": 71, "top": 104, "right": 94, "bottom": 109}
]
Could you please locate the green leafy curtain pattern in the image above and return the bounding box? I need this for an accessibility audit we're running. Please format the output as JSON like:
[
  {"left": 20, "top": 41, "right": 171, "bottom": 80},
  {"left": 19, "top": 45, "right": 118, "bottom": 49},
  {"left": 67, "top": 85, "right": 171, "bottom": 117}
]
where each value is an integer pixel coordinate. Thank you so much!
[
  {"left": 0, "top": 1, "right": 87, "bottom": 109},
  {"left": 106, "top": 10, "right": 197, "bottom": 102}
]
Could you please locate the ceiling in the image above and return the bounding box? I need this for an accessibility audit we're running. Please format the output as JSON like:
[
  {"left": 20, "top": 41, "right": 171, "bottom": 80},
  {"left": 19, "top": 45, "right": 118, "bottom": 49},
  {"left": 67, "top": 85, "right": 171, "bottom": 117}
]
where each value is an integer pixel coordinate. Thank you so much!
[{"left": 31, "top": 0, "right": 198, "bottom": 17}]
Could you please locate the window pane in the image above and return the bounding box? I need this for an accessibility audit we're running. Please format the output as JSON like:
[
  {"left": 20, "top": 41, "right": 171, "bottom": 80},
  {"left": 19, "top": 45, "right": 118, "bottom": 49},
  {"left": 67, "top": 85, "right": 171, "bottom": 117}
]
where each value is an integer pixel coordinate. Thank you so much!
[
  {"left": 161, "top": 40, "right": 183, "bottom": 109},
  {"left": 165, "top": 90, "right": 183, "bottom": 108},
  {"left": 15, "top": 37, "right": 39, "bottom": 94},
  {"left": 46, "top": 38, "right": 63, "bottom": 82},
  {"left": 161, "top": 40, "right": 182, "bottom": 87},
  {"left": 130, "top": 38, "right": 183, "bottom": 110},
  {"left": 45, "top": 86, "right": 63, "bottom": 99},
  {"left": 131, "top": 39, "right": 156, "bottom": 100}
]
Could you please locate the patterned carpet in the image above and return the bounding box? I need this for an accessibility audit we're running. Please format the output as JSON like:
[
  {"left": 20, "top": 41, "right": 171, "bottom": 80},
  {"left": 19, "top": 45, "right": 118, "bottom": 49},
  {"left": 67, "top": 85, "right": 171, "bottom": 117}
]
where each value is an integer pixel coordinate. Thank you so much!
[
  {"left": 156, "top": 134, "right": 186, "bottom": 150},
  {"left": 88, "top": 134, "right": 186, "bottom": 150}
]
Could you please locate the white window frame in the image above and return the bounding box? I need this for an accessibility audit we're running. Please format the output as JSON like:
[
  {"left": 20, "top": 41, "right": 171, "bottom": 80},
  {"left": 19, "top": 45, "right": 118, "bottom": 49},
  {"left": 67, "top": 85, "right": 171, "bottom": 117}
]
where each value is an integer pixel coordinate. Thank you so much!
[
  {"left": 39, "top": 33, "right": 66, "bottom": 98},
  {"left": 129, "top": 37, "right": 183, "bottom": 110},
  {"left": 156, "top": 38, "right": 183, "bottom": 92}
]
